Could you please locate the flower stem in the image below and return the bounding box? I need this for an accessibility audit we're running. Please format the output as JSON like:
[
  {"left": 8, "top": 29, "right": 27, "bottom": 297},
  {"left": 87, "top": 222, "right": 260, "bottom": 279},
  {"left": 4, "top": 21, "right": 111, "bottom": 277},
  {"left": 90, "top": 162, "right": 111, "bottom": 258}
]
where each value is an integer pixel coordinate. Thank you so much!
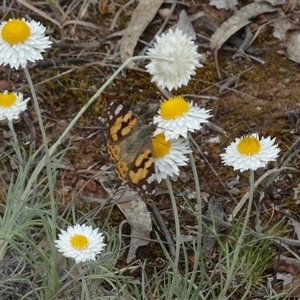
[
  {"left": 78, "top": 264, "right": 90, "bottom": 300},
  {"left": 8, "top": 121, "right": 23, "bottom": 165},
  {"left": 20, "top": 56, "right": 149, "bottom": 201},
  {"left": 43, "top": 55, "right": 148, "bottom": 157},
  {"left": 23, "top": 67, "right": 57, "bottom": 246},
  {"left": 187, "top": 147, "right": 204, "bottom": 290},
  {"left": 165, "top": 177, "right": 181, "bottom": 299},
  {"left": 219, "top": 169, "right": 255, "bottom": 298},
  {"left": 22, "top": 56, "right": 149, "bottom": 225}
]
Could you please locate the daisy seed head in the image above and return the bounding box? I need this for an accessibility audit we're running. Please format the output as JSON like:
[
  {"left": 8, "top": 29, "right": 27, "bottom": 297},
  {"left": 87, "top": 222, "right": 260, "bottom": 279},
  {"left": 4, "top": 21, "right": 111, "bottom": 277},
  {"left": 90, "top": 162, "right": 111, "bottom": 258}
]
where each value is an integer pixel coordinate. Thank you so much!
[
  {"left": 0, "top": 92, "right": 17, "bottom": 107},
  {"left": 154, "top": 96, "right": 212, "bottom": 141},
  {"left": 55, "top": 224, "right": 106, "bottom": 264},
  {"left": 70, "top": 234, "right": 89, "bottom": 250},
  {"left": 160, "top": 96, "right": 189, "bottom": 119},
  {"left": 237, "top": 136, "right": 260, "bottom": 155},
  {"left": 1, "top": 19, "right": 30, "bottom": 44},
  {"left": 0, "top": 91, "right": 30, "bottom": 121},
  {"left": 146, "top": 28, "right": 203, "bottom": 91},
  {"left": 0, "top": 18, "right": 52, "bottom": 69},
  {"left": 220, "top": 133, "right": 280, "bottom": 172},
  {"left": 152, "top": 133, "right": 171, "bottom": 158}
]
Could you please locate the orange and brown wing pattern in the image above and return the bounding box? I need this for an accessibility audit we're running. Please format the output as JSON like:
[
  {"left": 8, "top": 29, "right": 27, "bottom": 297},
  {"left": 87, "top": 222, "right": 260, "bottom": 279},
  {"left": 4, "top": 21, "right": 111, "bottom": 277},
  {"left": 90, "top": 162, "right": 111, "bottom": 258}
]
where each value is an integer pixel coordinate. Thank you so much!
[{"left": 102, "top": 101, "right": 156, "bottom": 201}]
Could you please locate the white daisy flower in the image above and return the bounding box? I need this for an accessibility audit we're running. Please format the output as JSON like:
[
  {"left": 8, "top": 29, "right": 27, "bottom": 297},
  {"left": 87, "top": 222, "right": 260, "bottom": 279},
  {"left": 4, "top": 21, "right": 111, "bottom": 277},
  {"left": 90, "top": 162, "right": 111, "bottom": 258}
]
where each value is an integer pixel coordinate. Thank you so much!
[
  {"left": 154, "top": 96, "right": 211, "bottom": 141},
  {"left": 0, "top": 18, "right": 52, "bottom": 69},
  {"left": 152, "top": 133, "right": 191, "bottom": 183},
  {"left": 220, "top": 133, "right": 280, "bottom": 172},
  {"left": 0, "top": 91, "right": 30, "bottom": 121},
  {"left": 146, "top": 28, "right": 203, "bottom": 91},
  {"left": 55, "top": 224, "right": 106, "bottom": 264}
]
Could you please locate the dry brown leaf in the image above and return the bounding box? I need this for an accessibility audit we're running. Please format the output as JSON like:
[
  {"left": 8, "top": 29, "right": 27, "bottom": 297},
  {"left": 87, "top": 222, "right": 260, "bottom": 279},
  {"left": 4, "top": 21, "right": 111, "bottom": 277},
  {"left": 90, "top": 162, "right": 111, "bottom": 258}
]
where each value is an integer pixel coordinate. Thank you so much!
[
  {"left": 120, "top": 0, "right": 164, "bottom": 70},
  {"left": 209, "top": 0, "right": 238, "bottom": 10},
  {"left": 210, "top": 2, "right": 277, "bottom": 50},
  {"left": 255, "top": 0, "right": 287, "bottom": 5},
  {"left": 169, "top": 10, "right": 204, "bottom": 40},
  {"left": 288, "top": 0, "right": 300, "bottom": 11},
  {"left": 290, "top": 217, "right": 300, "bottom": 241},
  {"left": 275, "top": 256, "right": 300, "bottom": 297},
  {"left": 158, "top": 8, "right": 178, "bottom": 20},
  {"left": 272, "top": 17, "right": 293, "bottom": 41},
  {"left": 286, "top": 31, "right": 300, "bottom": 63},
  {"left": 116, "top": 191, "right": 152, "bottom": 263},
  {"left": 274, "top": 255, "right": 300, "bottom": 275},
  {"left": 288, "top": 274, "right": 300, "bottom": 297}
]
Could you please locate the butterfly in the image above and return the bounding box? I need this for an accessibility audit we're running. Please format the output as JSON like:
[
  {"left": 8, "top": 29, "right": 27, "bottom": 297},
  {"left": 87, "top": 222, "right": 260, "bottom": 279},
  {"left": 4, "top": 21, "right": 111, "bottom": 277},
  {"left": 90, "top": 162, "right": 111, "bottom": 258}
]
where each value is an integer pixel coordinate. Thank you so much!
[{"left": 102, "top": 101, "right": 156, "bottom": 203}]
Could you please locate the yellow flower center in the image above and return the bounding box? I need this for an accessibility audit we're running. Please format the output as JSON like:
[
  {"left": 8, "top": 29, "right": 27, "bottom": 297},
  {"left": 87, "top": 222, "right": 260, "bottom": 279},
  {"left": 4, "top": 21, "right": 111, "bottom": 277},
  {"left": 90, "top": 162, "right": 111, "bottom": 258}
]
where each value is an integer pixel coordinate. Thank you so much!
[
  {"left": 237, "top": 136, "right": 260, "bottom": 155},
  {"left": 152, "top": 133, "right": 171, "bottom": 158},
  {"left": 160, "top": 96, "right": 189, "bottom": 120},
  {"left": 1, "top": 19, "right": 30, "bottom": 44},
  {"left": 0, "top": 92, "right": 17, "bottom": 107},
  {"left": 70, "top": 234, "right": 89, "bottom": 250}
]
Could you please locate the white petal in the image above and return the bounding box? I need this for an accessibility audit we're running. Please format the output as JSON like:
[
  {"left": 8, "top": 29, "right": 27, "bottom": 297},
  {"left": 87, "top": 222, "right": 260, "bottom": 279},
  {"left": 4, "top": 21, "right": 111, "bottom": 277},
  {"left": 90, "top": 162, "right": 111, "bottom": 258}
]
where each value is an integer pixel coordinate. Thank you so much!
[
  {"left": 220, "top": 134, "right": 280, "bottom": 172},
  {"left": 146, "top": 28, "right": 203, "bottom": 91},
  {"left": 154, "top": 138, "right": 191, "bottom": 182},
  {"left": 55, "top": 224, "right": 106, "bottom": 264},
  {"left": 0, "top": 18, "right": 52, "bottom": 70},
  {"left": 154, "top": 102, "right": 211, "bottom": 141}
]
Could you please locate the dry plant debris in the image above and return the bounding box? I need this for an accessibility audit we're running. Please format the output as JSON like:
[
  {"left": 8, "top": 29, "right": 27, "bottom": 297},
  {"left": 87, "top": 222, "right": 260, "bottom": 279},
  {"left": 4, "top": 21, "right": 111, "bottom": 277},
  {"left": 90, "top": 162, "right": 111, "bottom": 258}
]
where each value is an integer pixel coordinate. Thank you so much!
[
  {"left": 3, "top": 0, "right": 300, "bottom": 298},
  {"left": 120, "top": 0, "right": 164, "bottom": 70}
]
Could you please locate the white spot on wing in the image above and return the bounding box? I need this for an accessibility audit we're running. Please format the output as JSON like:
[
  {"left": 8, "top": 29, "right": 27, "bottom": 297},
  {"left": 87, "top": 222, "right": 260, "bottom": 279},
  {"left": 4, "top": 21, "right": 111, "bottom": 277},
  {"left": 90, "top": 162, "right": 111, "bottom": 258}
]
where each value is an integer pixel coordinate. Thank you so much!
[
  {"left": 115, "top": 104, "right": 123, "bottom": 115},
  {"left": 147, "top": 174, "right": 156, "bottom": 184}
]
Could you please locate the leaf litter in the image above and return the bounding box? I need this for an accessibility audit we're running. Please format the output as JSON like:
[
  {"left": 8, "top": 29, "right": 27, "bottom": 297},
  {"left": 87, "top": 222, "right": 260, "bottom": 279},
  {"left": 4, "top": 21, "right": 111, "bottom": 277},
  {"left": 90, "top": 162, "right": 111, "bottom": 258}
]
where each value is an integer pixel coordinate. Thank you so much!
[
  {"left": 115, "top": 191, "right": 152, "bottom": 263},
  {"left": 209, "top": 0, "right": 238, "bottom": 11},
  {"left": 46, "top": 0, "right": 300, "bottom": 274},
  {"left": 68, "top": 1, "right": 300, "bottom": 296},
  {"left": 210, "top": 2, "right": 277, "bottom": 50},
  {"left": 120, "top": 0, "right": 164, "bottom": 70},
  {"left": 5, "top": 0, "right": 300, "bottom": 297}
]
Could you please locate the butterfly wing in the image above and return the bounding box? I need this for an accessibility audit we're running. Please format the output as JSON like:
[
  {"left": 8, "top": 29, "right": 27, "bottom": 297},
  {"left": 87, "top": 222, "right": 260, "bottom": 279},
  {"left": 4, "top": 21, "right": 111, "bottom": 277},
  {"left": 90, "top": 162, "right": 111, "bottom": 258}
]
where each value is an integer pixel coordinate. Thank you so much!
[{"left": 103, "top": 101, "right": 156, "bottom": 201}]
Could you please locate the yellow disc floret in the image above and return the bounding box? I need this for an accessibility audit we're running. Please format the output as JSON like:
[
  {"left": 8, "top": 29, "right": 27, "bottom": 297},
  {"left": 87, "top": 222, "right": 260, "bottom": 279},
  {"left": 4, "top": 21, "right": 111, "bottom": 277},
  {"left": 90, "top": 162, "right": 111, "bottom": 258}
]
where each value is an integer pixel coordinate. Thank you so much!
[
  {"left": 237, "top": 136, "right": 260, "bottom": 155},
  {"left": 160, "top": 96, "right": 189, "bottom": 119},
  {"left": 1, "top": 19, "right": 30, "bottom": 44},
  {"left": 152, "top": 133, "right": 171, "bottom": 158},
  {"left": 70, "top": 234, "right": 89, "bottom": 250},
  {"left": 0, "top": 92, "right": 17, "bottom": 107}
]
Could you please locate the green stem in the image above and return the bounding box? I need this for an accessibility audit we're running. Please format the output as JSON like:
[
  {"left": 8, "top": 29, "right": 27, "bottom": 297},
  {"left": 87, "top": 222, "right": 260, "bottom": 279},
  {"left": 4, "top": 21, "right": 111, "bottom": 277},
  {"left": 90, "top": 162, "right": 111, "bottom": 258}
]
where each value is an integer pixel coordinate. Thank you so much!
[
  {"left": 8, "top": 121, "right": 23, "bottom": 165},
  {"left": 187, "top": 147, "right": 204, "bottom": 293},
  {"left": 21, "top": 56, "right": 149, "bottom": 211},
  {"left": 43, "top": 55, "right": 148, "bottom": 158},
  {"left": 21, "top": 56, "right": 149, "bottom": 203},
  {"left": 165, "top": 177, "right": 181, "bottom": 300},
  {"left": 219, "top": 169, "right": 255, "bottom": 298},
  {"left": 23, "top": 67, "right": 57, "bottom": 257},
  {"left": 0, "top": 239, "right": 9, "bottom": 260},
  {"left": 78, "top": 264, "right": 90, "bottom": 300}
]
